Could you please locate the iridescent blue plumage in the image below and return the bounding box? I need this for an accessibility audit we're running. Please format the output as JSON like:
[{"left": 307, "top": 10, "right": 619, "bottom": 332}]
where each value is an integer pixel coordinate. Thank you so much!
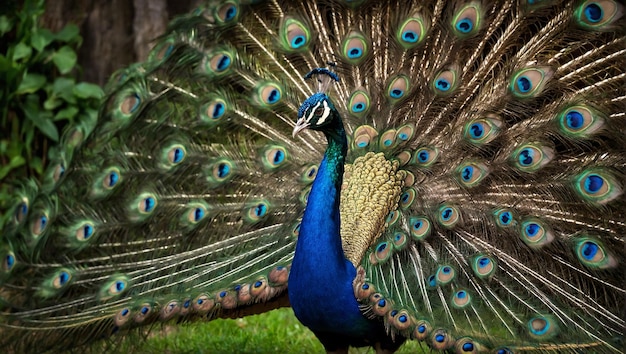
[{"left": 289, "top": 74, "right": 401, "bottom": 350}]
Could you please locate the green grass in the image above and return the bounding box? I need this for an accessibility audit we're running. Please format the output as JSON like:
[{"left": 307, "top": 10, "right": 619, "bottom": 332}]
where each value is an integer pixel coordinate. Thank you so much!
[{"left": 109, "top": 308, "right": 427, "bottom": 353}]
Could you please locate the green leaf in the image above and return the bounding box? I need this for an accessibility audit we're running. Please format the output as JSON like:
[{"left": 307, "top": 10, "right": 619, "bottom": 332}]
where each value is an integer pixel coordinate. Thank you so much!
[
  {"left": 73, "top": 82, "right": 104, "bottom": 99},
  {"left": 16, "top": 73, "right": 46, "bottom": 94},
  {"left": 23, "top": 94, "right": 59, "bottom": 142},
  {"left": 0, "top": 15, "right": 14, "bottom": 36},
  {"left": 44, "top": 95, "right": 62, "bottom": 110},
  {"left": 54, "top": 24, "right": 80, "bottom": 42},
  {"left": 53, "top": 77, "right": 77, "bottom": 104},
  {"left": 0, "top": 55, "right": 20, "bottom": 86},
  {"left": 29, "top": 156, "right": 43, "bottom": 175},
  {"left": 52, "top": 45, "right": 76, "bottom": 74},
  {"left": 31, "top": 28, "right": 54, "bottom": 52},
  {"left": 54, "top": 106, "right": 79, "bottom": 121},
  {"left": 52, "top": 46, "right": 77, "bottom": 74},
  {"left": 0, "top": 156, "right": 26, "bottom": 180},
  {"left": 13, "top": 42, "right": 33, "bottom": 61}
]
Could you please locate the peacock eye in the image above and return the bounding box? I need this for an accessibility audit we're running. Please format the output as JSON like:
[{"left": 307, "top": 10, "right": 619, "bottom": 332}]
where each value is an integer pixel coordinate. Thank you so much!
[{"left": 314, "top": 107, "right": 324, "bottom": 116}]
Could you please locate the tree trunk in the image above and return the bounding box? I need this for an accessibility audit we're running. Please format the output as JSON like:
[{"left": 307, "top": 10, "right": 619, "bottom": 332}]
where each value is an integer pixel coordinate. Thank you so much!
[{"left": 40, "top": 0, "right": 198, "bottom": 86}]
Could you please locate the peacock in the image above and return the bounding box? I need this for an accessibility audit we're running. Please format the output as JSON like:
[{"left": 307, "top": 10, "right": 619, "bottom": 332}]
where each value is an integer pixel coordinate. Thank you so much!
[{"left": 1, "top": 0, "right": 625, "bottom": 352}]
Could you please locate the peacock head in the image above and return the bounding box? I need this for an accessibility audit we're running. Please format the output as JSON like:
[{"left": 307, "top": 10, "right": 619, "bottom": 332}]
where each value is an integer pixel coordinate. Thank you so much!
[
  {"left": 293, "top": 93, "right": 341, "bottom": 137},
  {"left": 293, "top": 67, "right": 342, "bottom": 137}
]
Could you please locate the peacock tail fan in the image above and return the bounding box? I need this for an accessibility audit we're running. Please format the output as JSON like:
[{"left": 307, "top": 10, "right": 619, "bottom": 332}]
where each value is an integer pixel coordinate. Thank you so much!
[{"left": 0, "top": 0, "right": 624, "bottom": 352}]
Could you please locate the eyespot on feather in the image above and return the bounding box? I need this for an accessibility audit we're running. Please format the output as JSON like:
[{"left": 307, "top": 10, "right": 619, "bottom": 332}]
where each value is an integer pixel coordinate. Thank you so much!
[
  {"left": 556, "top": 105, "right": 604, "bottom": 137},
  {"left": 352, "top": 125, "right": 378, "bottom": 149},
  {"left": 430, "top": 329, "right": 454, "bottom": 350},
  {"left": 214, "top": 1, "right": 239, "bottom": 24},
  {"left": 409, "top": 216, "right": 431, "bottom": 241},
  {"left": 250, "top": 277, "right": 268, "bottom": 297},
  {"left": 395, "top": 151, "right": 412, "bottom": 166},
  {"left": 99, "top": 275, "right": 130, "bottom": 301},
  {"left": 385, "top": 210, "right": 400, "bottom": 227},
  {"left": 268, "top": 266, "right": 289, "bottom": 285},
  {"left": 387, "top": 75, "right": 410, "bottom": 102},
  {"left": 456, "top": 161, "right": 489, "bottom": 187},
  {"left": 519, "top": 217, "right": 554, "bottom": 248},
  {"left": 437, "top": 205, "right": 460, "bottom": 228},
  {"left": 162, "top": 144, "right": 186, "bottom": 169},
  {"left": 396, "top": 124, "right": 415, "bottom": 143},
  {"left": 75, "top": 221, "right": 96, "bottom": 242},
  {"left": 396, "top": 12, "right": 428, "bottom": 48},
  {"left": 136, "top": 193, "right": 157, "bottom": 214},
  {"left": 493, "top": 208, "right": 515, "bottom": 228},
  {"left": 119, "top": 93, "right": 142, "bottom": 116},
  {"left": 102, "top": 167, "right": 121, "bottom": 190},
  {"left": 573, "top": 168, "right": 622, "bottom": 204},
  {"left": 435, "top": 265, "right": 456, "bottom": 285},
  {"left": 399, "top": 188, "right": 416, "bottom": 209},
  {"left": 149, "top": 39, "right": 174, "bottom": 62},
  {"left": 463, "top": 115, "right": 503, "bottom": 145},
  {"left": 192, "top": 294, "right": 215, "bottom": 313},
  {"left": 452, "top": 3, "right": 482, "bottom": 37},
  {"left": 262, "top": 145, "right": 288, "bottom": 170},
  {"left": 432, "top": 68, "right": 458, "bottom": 95},
  {"left": 244, "top": 199, "right": 270, "bottom": 223},
  {"left": 451, "top": 289, "right": 472, "bottom": 309},
  {"left": 527, "top": 315, "right": 559, "bottom": 339},
  {"left": 300, "top": 164, "right": 318, "bottom": 183},
  {"left": 182, "top": 201, "right": 210, "bottom": 226},
  {"left": 280, "top": 17, "right": 311, "bottom": 51},
  {"left": 207, "top": 158, "right": 234, "bottom": 186},
  {"left": 14, "top": 198, "right": 29, "bottom": 224},
  {"left": 159, "top": 300, "right": 180, "bottom": 320},
  {"left": 254, "top": 82, "right": 283, "bottom": 107},
  {"left": 404, "top": 171, "right": 415, "bottom": 187},
  {"left": 379, "top": 129, "right": 397, "bottom": 149},
  {"left": 372, "top": 296, "right": 391, "bottom": 316},
  {"left": 511, "top": 143, "right": 554, "bottom": 172},
  {"left": 573, "top": 236, "right": 617, "bottom": 269},
  {"left": 205, "top": 49, "right": 234, "bottom": 76},
  {"left": 341, "top": 31, "right": 369, "bottom": 64},
  {"left": 414, "top": 146, "right": 439, "bottom": 167},
  {"left": 472, "top": 255, "right": 497, "bottom": 279},
  {"left": 575, "top": 0, "right": 623, "bottom": 29},
  {"left": 200, "top": 98, "right": 229, "bottom": 124},
  {"left": 374, "top": 241, "right": 392, "bottom": 263},
  {"left": 390, "top": 309, "right": 413, "bottom": 331},
  {"left": 413, "top": 320, "right": 432, "bottom": 340},
  {"left": 355, "top": 282, "right": 376, "bottom": 300},
  {"left": 133, "top": 303, "right": 153, "bottom": 323},
  {"left": 216, "top": 289, "right": 238, "bottom": 309},
  {"left": 391, "top": 232, "right": 408, "bottom": 250},
  {"left": 348, "top": 89, "right": 371, "bottom": 116},
  {"left": 180, "top": 298, "right": 192, "bottom": 316},
  {"left": 1, "top": 249, "right": 16, "bottom": 274},
  {"left": 114, "top": 308, "right": 131, "bottom": 327},
  {"left": 454, "top": 337, "right": 482, "bottom": 353},
  {"left": 509, "top": 67, "right": 553, "bottom": 98},
  {"left": 31, "top": 212, "right": 49, "bottom": 238}
]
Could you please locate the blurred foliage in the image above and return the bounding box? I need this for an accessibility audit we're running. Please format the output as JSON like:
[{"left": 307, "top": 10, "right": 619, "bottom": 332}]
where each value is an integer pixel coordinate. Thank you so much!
[{"left": 0, "top": 0, "right": 103, "bottom": 223}]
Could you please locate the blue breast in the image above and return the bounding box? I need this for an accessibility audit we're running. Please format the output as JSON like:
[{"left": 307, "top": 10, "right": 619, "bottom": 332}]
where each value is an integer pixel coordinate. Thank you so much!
[{"left": 288, "top": 151, "right": 383, "bottom": 345}]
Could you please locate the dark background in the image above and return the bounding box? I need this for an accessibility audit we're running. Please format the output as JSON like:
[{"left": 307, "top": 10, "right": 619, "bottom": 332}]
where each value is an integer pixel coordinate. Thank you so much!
[{"left": 39, "top": 0, "right": 200, "bottom": 85}]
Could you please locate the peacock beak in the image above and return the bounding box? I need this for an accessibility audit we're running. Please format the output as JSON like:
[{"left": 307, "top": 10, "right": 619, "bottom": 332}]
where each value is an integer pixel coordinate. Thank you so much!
[{"left": 292, "top": 120, "right": 309, "bottom": 137}]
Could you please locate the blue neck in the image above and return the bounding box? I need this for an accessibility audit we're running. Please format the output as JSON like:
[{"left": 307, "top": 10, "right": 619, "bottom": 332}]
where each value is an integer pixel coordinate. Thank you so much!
[
  {"left": 295, "top": 124, "right": 348, "bottom": 268},
  {"left": 289, "top": 119, "right": 377, "bottom": 340}
]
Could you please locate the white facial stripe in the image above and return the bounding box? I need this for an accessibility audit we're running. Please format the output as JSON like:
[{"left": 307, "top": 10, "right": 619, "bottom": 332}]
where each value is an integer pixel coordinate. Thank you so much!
[
  {"left": 316, "top": 100, "right": 331, "bottom": 125},
  {"left": 306, "top": 102, "right": 321, "bottom": 122}
]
